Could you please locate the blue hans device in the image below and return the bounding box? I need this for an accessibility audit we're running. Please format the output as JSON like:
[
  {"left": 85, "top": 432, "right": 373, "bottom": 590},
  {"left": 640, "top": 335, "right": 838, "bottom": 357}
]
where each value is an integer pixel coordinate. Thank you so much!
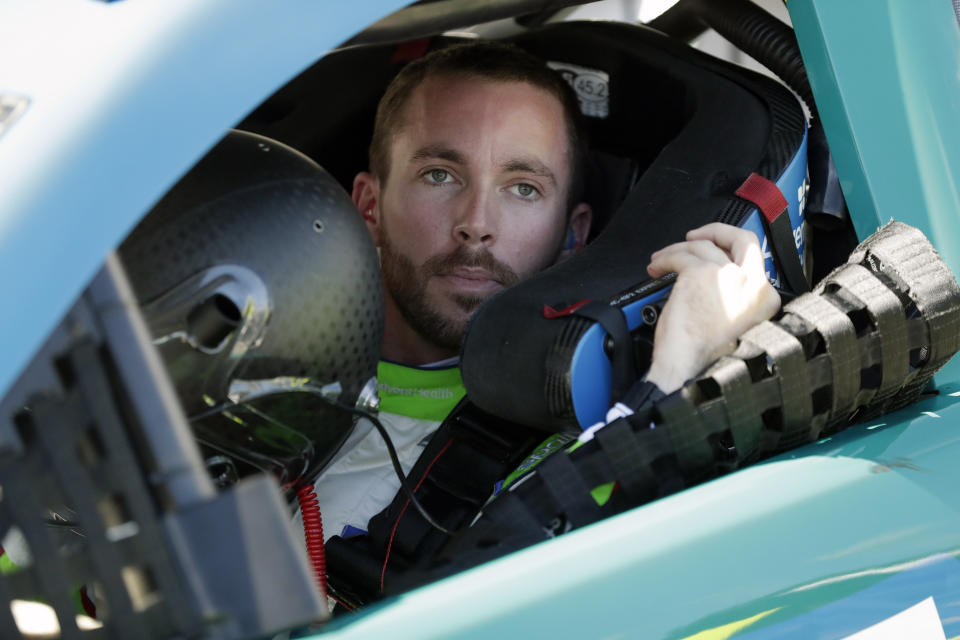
[{"left": 566, "top": 128, "right": 809, "bottom": 429}]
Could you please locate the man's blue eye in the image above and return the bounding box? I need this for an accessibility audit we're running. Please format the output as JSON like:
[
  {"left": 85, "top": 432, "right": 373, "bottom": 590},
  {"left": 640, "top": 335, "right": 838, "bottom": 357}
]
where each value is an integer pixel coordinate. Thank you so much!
[{"left": 429, "top": 169, "right": 449, "bottom": 183}]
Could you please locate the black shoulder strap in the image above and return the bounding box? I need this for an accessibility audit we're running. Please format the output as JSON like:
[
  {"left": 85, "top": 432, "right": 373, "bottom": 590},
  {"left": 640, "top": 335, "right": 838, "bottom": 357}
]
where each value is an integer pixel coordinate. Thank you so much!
[
  {"left": 736, "top": 172, "right": 810, "bottom": 295},
  {"left": 324, "top": 399, "right": 546, "bottom": 607},
  {"left": 568, "top": 301, "right": 638, "bottom": 405}
]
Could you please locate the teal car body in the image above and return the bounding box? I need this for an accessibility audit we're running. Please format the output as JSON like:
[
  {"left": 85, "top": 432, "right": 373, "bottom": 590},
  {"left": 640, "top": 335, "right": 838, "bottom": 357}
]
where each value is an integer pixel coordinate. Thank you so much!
[{"left": 1, "top": 0, "right": 959, "bottom": 638}]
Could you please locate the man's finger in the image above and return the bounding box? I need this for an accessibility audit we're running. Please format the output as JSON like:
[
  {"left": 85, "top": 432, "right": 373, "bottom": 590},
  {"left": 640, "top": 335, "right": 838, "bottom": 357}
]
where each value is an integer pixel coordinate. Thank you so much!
[
  {"left": 739, "top": 238, "right": 768, "bottom": 282},
  {"left": 652, "top": 237, "right": 732, "bottom": 261},
  {"left": 647, "top": 247, "right": 710, "bottom": 278},
  {"left": 659, "top": 239, "right": 732, "bottom": 267},
  {"left": 686, "top": 223, "right": 760, "bottom": 265}
]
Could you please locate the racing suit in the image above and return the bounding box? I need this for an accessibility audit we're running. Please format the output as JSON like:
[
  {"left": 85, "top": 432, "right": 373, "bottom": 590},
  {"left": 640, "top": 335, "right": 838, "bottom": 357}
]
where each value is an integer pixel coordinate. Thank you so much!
[{"left": 309, "top": 359, "right": 465, "bottom": 542}]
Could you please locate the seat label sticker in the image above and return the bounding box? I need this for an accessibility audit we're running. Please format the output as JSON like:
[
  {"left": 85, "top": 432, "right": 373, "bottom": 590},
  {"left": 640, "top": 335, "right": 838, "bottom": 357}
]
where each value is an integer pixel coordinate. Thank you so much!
[{"left": 548, "top": 61, "right": 610, "bottom": 119}]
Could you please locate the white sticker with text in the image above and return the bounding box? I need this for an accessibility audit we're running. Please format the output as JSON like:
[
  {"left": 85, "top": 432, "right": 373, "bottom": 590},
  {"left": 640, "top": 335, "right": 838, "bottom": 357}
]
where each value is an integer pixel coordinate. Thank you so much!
[{"left": 548, "top": 61, "right": 610, "bottom": 118}]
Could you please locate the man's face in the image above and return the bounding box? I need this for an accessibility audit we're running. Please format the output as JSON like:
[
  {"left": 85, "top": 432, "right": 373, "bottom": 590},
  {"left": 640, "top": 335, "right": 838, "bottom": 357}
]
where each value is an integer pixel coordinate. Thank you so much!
[{"left": 366, "top": 75, "right": 581, "bottom": 356}]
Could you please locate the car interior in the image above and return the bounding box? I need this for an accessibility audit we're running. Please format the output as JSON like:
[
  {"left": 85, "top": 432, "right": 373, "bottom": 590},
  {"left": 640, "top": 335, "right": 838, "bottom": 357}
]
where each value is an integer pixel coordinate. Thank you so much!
[
  {"left": 236, "top": 17, "right": 833, "bottom": 434},
  {"left": 2, "top": 2, "right": 893, "bottom": 638}
]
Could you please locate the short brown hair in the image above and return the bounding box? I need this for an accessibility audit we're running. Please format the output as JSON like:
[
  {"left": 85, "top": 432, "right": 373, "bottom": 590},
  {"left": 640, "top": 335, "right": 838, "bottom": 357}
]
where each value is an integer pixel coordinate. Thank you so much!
[{"left": 368, "top": 41, "right": 587, "bottom": 211}]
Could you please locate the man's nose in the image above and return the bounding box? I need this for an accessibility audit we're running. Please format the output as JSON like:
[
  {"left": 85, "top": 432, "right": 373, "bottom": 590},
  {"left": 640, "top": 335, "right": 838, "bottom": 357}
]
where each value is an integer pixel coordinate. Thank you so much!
[{"left": 453, "top": 188, "right": 497, "bottom": 247}]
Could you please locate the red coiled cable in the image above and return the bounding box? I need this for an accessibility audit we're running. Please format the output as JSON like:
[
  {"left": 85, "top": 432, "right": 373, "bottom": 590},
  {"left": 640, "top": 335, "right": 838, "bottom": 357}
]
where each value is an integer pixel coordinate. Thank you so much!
[{"left": 296, "top": 484, "right": 327, "bottom": 597}]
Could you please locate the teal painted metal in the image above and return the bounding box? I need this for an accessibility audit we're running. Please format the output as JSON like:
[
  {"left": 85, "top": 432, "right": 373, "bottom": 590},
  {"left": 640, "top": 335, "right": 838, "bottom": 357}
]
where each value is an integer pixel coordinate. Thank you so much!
[
  {"left": 310, "top": 392, "right": 960, "bottom": 639},
  {"left": 708, "top": 554, "right": 960, "bottom": 638},
  {"left": 788, "top": 0, "right": 960, "bottom": 277}
]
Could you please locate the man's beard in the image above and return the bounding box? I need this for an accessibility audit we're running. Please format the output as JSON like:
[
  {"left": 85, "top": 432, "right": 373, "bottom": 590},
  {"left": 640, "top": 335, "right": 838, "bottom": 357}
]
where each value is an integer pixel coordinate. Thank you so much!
[{"left": 379, "top": 234, "right": 522, "bottom": 352}]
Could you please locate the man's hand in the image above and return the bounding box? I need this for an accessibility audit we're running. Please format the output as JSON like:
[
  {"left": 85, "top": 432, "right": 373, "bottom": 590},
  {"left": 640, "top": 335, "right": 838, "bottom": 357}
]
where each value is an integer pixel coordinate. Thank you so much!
[{"left": 644, "top": 223, "right": 781, "bottom": 393}]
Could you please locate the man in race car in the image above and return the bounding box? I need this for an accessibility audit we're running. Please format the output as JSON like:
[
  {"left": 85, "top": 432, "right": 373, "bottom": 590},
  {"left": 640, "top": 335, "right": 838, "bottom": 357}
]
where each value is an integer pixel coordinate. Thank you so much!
[{"left": 312, "top": 41, "right": 780, "bottom": 598}]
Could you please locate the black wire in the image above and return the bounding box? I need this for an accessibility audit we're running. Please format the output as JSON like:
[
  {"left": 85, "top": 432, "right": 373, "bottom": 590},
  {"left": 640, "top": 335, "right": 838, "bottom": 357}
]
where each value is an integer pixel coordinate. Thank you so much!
[
  {"left": 45, "top": 518, "right": 80, "bottom": 528},
  {"left": 344, "top": 405, "right": 454, "bottom": 536},
  {"left": 192, "top": 394, "right": 455, "bottom": 536},
  {"left": 45, "top": 517, "right": 85, "bottom": 539}
]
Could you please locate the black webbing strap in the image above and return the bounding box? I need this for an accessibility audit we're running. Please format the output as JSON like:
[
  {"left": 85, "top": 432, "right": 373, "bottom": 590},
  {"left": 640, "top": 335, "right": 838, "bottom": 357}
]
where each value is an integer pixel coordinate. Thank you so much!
[
  {"left": 595, "top": 417, "right": 657, "bottom": 503},
  {"left": 569, "top": 301, "right": 638, "bottom": 405},
  {"left": 853, "top": 224, "right": 960, "bottom": 366},
  {"left": 408, "top": 485, "right": 554, "bottom": 587},
  {"left": 829, "top": 264, "right": 910, "bottom": 397},
  {"left": 423, "top": 406, "right": 687, "bottom": 581},
  {"left": 846, "top": 223, "right": 960, "bottom": 420},
  {"left": 536, "top": 449, "right": 603, "bottom": 527},
  {"left": 655, "top": 390, "right": 717, "bottom": 479},
  {"left": 784, "top": 294, "right": 860, "bottom": 414},
  {"left": 621, "top": 378, "right": 666, "bottom": 409},
  {"left": 739, "top": 320, "right": 814, "bottom": 448},
  {"left": 325, "top": 400, "right": 544, "bottom": 604},
  {"left": 699, "top": 355, "right": 762, "bottom": 461},
  {"left": 735, "top": 172, "right": 810, "bottom": 295}
]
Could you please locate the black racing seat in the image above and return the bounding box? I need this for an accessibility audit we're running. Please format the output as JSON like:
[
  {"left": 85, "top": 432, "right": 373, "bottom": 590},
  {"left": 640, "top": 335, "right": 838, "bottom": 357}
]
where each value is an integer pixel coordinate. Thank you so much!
[
  {"left": 464, "top": 21, "right": 807, "bottom": 431},
  {"left": 239, "top": 20, "right": 808, "bottom": 432}
]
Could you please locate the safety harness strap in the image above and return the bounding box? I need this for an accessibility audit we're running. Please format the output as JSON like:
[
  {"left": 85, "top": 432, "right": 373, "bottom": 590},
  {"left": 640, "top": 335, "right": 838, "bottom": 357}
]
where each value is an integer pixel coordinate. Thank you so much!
[
  {"left": 568, "top": 300, "right": 637, "bottom": 405},
  {"left": 783, "top": 293, "right": 860, "bottom": 415},
  {"left": 595, "top": 417, "right": 657, "bottom": 503},
  {"left": 736, "top": 172, "right": 809, "bottom": 294},
  {"left": 325, "top": 399, "right": 544, "bottom": 606},
  {"left": 739, "top": 320, "right": 814, "bottom": 448},
  {"left": 701, "top": 355, "right": 762, "bottom": 461},
  {"left": 537, "top": 449, "right": 603, "bottom": 526},
  {"left": 831, "top": 264, "right": 909, "bottom": 395}
]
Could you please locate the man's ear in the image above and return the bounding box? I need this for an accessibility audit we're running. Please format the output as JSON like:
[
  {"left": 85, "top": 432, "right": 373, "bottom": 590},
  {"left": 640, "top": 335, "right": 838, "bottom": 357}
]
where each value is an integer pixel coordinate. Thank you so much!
[
  {"left": 556, "top": 202, "right": 593, "bottom": 262},
  {"left": 352, "top": 171, "right": 381, "bottom": 246}
]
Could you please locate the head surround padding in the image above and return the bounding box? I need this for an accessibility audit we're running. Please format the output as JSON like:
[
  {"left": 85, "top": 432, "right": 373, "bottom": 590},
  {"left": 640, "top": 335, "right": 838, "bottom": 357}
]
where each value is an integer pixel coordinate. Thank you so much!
[
  {"left": 233, "top": 21, "right": 807, "bottom": 432},
  {"left": 119, "top": 130, "right": 383, "bottom": 486},
  {"left": 461, "top": 21, "right": 806, "bottom": 432}
]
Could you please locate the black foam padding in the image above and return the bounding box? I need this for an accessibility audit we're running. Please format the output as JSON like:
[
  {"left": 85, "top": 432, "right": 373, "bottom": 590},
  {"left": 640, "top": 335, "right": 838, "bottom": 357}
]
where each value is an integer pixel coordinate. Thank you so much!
[
  {"left": 118, "top": 130, "right": 383, "bottom": 485},
  {"left": 461, "top": 21, "right": 807, "bottom": 431}
]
